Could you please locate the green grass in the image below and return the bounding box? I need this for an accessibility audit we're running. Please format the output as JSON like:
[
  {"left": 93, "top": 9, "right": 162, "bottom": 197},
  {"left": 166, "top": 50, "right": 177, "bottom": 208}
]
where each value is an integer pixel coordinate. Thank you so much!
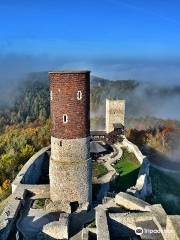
[
  {"left": 32, "top": 199, "right": 46, "bottom": 209},
  {"left": 92, "top": 162, "right": 108, "bottom": 178},
  {"left": 148, "top": 166, "right": 180, "bottom": 215},
  {"left": 111, "top": 148, "right": 140, "bottom": 192}
]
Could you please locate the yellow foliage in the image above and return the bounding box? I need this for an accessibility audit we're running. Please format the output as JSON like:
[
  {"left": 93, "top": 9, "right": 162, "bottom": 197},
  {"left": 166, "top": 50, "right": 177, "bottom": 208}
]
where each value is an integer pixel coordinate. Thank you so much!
[
  {"left": 0, "top": 119, "right": 51, "bottom": 188},
  {"left": 0, "top": 187, "right": 3, "bottom": 195},
  {"left": 2, "top": 179, "right": 11, "bottom": 190},
  {"left": 21, "top": 145, "right": 35, "bottom": 157}
]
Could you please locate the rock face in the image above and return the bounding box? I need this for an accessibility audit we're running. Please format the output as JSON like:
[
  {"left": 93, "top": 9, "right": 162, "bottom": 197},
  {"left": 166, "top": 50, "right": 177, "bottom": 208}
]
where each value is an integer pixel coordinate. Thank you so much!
[
  {"left": 106, "top": 99, "right": 125, "bottom": 133},
  {"left": 115, "top": 192, "right": 150, "bottom": 211},
  {"left": 49, "top": 71, "right": 92, "bottom": 212}
]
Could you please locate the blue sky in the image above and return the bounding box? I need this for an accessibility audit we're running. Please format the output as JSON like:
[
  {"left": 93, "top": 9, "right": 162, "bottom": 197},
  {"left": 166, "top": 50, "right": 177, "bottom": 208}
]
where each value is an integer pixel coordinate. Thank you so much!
[{"left": 0, "top": 0, "right": 180, "bottom": 82}]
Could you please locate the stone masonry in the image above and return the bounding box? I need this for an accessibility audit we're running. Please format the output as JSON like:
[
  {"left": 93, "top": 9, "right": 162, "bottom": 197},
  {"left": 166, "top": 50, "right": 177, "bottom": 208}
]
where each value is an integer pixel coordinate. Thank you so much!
[
  {"left": 106, "top": 99, "right": 125, "bottom": 133},
  {"left": 49, "top": 71, "right": 92, "bottom": 212}
]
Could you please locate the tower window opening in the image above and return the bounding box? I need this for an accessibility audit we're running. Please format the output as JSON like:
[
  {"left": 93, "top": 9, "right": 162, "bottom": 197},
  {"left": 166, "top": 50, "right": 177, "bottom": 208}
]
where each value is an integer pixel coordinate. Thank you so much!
[
  {"left": 63, "top": 114, "right": 68, "bottom": 123},
  {"left": 77, "top": 91, "right": 82, "bottom": 100}
]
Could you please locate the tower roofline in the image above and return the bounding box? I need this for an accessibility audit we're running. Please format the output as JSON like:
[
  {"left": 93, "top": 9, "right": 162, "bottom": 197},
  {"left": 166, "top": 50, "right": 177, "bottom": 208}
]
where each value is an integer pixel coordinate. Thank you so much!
[{"left": 49, "top": 70, "right": 90, "bottom": 74}]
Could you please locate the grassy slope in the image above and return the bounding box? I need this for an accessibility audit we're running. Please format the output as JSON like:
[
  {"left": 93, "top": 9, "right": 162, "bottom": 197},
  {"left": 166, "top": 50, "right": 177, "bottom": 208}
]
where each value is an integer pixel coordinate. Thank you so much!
[
  {"left": 92, "top": 162, "right": 108, "bottom": 178},
  {"left": 92, "top": 162, "right": 108, "bottom": 201},
  {"left": 111, "top": 148, "right": 140, "bottom": 192}
]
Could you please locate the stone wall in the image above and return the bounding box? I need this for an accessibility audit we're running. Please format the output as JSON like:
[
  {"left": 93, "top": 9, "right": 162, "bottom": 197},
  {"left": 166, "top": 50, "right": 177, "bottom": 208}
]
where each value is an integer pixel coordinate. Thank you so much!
[
  {"left": 50, "top": 136, "right": 92, "bottom": 208},
  {"left": 50, "top": 156, "right": 92, "bottom": 209},
  {"left": 0, "top": 187, "right": 26, "bottom": 240},
  {"left": 51, "top": 136, "right": 90, "bottom": 162},
  {"left": 0, "top": 147, "right": 51, "bottom": 240},
  {"left": 120, "top": 137, "right": 152, "bottom": 200},
  {"left": 106, "top": 99, "right": 125, "bottom": 133},
  {"left": 120, "top": 137, "right": 145, "bottom": 164},
  {"left": 50, "top": 136, "right": 92, "bottom": 210},
  {"left": 96, "top": 206, "right": 110, "bottom": 240},
  {"left": 12, "top": 146, "right": 50, "bottom": 193},
  {"left": 132, "top": 159, "right": 152, "bottom": 200}
]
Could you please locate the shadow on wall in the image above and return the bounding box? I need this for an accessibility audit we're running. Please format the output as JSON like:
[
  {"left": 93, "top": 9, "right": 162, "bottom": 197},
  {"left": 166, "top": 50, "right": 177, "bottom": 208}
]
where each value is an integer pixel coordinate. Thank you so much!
[
  {"left": 108, "top": 218, "right": 140, "bottom": 239},
  {"left": 92, "top": 167, "right": 140, "bottom": 203},
  {"left": 21, "top": 151, "right": 50, "bottom": 185},
  {"left": 110, "top": 168, "right": 140, "bottom": 193},
  {"left": 17, "top": 212, "right": 61, "bottom": 239}
]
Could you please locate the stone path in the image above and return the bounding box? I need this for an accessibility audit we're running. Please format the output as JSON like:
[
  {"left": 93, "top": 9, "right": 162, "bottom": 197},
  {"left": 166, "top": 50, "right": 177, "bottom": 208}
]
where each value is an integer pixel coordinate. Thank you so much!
[
  {"left": 95, "top": 143, "right": 123, "bottom": 202},
  {"left": 96, "top": 143, "right": 123, "bottom": 184}
]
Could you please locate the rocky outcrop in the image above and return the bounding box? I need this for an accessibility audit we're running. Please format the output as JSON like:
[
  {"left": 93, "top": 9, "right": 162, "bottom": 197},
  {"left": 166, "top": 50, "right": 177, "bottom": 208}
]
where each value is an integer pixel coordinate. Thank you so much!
[
  {"left": 115, "top": 192, "right": 150, "bottom": 211},
  {"left": 166, "top": 216, "right": 180, "bottom": 240}
]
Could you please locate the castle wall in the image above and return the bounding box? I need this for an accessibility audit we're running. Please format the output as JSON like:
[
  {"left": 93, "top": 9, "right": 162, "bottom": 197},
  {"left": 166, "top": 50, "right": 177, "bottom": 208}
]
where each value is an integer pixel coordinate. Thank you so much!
[
  {"left": 12, "top": 146, "right": 50, "bottom": 193},
  {"left": 119, "top": 137, "right": 152, "bottom": 200},
  {"left": 106, "top": 99, "right": 125, "bottom": 133},
  {"left": 49, "top": 71, "right": 92, "bottom": 212}
]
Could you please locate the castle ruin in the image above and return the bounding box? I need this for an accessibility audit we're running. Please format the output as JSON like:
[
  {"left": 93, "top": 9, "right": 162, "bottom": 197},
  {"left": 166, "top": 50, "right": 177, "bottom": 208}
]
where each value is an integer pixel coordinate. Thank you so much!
[{"left": 0, "top": 70, "right": 180, "bottom": 240}]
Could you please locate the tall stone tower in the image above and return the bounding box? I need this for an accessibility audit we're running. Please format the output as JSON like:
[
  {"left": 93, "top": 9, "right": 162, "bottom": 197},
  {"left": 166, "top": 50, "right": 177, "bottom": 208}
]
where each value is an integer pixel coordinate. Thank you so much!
[
  {"left": 106, "top": 99, "right": 125, "bottom": 133},
  {"left": 49, "top": 71, "right": 92, "bottom": 213}
]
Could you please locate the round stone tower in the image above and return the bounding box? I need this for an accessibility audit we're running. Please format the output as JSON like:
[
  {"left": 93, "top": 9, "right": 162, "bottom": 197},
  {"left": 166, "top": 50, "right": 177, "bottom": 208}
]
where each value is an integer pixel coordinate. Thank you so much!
[{"left": 49, "top": 71, "right": 92, "bottom": 213}]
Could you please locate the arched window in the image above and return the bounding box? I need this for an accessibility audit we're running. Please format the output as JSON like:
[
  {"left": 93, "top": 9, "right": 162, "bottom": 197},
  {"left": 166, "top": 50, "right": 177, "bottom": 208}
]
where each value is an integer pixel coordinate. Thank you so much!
[
  {"left": 63, "top": 114, "right": 68, "bottom": 123},
  {"left": 77, "top": 91, "right": 82, "bottom": 100}
]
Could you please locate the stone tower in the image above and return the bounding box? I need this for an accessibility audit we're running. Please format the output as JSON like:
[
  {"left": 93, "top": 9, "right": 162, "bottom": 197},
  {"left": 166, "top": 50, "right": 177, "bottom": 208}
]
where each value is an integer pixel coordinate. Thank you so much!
[
  {"left": 106, "top": 99, "right": 125, "bottom": 133},
  {"left": 49, "top": 71, "right": 92, "bottom": 213}
]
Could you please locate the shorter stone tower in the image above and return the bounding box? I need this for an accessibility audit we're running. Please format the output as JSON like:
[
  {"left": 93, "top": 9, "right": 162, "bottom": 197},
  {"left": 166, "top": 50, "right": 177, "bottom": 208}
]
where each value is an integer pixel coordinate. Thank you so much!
[
  {"left": 106, "top": 99, "right": 125, "bottom": 133},
  {"left": 49, "top": 71, "right": 92, "bottom": 213}
]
